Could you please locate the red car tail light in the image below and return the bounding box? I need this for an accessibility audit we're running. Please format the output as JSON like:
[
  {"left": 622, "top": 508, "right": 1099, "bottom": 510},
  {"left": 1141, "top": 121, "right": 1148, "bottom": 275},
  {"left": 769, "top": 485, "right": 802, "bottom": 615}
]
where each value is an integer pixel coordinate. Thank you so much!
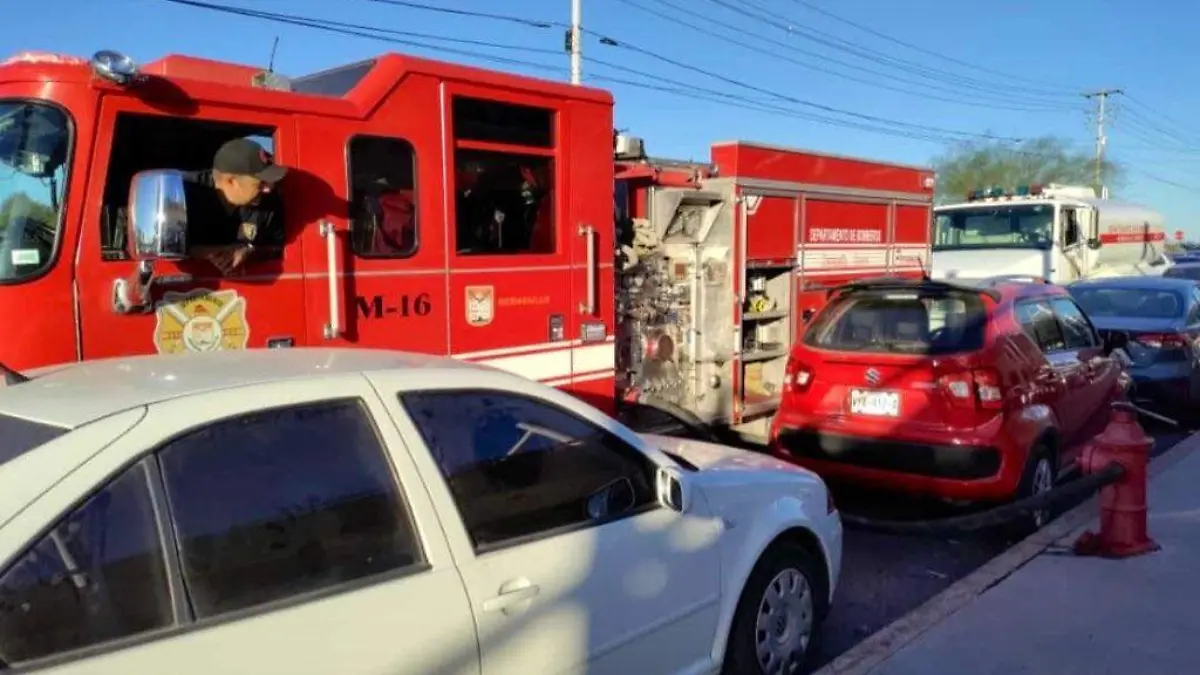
[
  {"left": 937, "top": 367, "right": 1004, "bottom": 410},
  {"left": 973, "top": 368, "right": 1004, "bottom": 409},
  {"left": 783, "top": 357, "right": 814, "bottom": 394},
  {"left": 1135, "top": 332, "right": 1189, "bottom": 350}
]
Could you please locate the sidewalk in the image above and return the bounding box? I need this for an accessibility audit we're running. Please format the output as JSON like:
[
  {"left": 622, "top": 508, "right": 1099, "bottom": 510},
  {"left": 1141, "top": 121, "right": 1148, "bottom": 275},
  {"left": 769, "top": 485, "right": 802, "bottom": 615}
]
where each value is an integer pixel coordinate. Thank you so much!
[{"left": 824, "top": 433, "right": 1200, "bottom": 675}]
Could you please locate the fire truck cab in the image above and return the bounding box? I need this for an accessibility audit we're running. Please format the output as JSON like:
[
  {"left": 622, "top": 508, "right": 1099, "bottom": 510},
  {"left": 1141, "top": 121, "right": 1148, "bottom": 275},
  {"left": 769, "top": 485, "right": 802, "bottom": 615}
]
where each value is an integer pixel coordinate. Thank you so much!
[
  {"left": 932, "top": 183, "right": 1171, "bottom": 284},
  {"left": 0, "top": 49, "right": 616, "bottom": 405}
]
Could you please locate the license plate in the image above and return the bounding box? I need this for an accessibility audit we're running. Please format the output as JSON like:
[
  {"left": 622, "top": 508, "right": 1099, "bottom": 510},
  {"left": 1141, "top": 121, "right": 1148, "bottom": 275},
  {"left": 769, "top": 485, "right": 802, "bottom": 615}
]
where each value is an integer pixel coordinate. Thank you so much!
[{"left": 849, "top": 389, "right": 900, "bottom": 416}]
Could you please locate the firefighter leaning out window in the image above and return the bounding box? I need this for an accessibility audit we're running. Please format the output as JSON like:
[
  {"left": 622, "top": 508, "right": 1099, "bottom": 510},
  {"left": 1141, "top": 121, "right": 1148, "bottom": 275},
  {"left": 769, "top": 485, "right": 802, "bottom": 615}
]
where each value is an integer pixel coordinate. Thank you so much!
[{"left": 180, "top": 138, "right": 288, "bottom": 275}]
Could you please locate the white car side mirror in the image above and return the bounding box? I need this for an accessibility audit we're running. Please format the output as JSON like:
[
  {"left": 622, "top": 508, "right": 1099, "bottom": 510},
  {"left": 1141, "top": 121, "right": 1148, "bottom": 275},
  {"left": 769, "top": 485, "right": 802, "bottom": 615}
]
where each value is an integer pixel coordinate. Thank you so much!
[{"left": 656, "top": 466, "right": 690, "bottom": 513}]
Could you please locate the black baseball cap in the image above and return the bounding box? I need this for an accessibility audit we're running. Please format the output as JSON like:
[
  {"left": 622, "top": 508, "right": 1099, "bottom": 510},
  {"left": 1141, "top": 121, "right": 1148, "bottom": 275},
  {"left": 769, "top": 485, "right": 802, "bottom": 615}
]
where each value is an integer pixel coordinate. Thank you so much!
[{"left": 213, "top": 138, "right": 288, "bottom": 183}]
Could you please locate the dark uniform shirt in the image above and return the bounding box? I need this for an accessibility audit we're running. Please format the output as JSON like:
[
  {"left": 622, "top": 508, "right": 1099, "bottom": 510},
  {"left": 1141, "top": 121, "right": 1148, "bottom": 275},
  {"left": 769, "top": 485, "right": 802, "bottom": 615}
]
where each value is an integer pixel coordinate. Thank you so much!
[{"left": 181, "top": 170, "right": 284, "bottom": 249}]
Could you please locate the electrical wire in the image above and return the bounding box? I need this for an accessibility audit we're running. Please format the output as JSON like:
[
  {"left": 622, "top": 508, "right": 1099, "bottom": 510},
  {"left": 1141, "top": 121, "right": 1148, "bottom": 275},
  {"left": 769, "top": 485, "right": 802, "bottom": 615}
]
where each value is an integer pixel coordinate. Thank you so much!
[
  {"left": 1122, "top": 95, "right": 1200, "bottom": 143},
  {"left": 586, "top": 31, "right": 1023, "bottom": 141},
  {"left": 702, "top": 0, "right": 1077, "bottom": 101},
  {"left": 612, "top": 0, "right": 1078, "bottom": 113},
  {"left": 161, "top": 0, "right": 1024, "bottom": 143},
  {"left": 782, "top": 0, "right": 1075, "bottom": 91},
  {"left": 161, "top": 0, "right": 564, "bottom": 72},
  {"left": 360, "top": 0, "right": 564, "bottom": 29}
]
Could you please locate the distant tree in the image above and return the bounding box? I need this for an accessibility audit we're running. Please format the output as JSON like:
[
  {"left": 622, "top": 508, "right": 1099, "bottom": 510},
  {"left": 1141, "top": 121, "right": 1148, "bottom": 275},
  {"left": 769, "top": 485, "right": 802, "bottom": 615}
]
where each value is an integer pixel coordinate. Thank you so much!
[{"left": 932, "top": 136, "right": 1124, "bottom": 204}]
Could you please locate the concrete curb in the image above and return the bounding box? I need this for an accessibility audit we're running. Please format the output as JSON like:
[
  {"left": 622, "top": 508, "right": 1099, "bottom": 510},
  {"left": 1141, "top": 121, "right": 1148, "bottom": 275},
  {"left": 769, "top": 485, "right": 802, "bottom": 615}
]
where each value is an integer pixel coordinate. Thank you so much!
[{"left": 813, "top": 428, "right": 1200, "bottom": 675}]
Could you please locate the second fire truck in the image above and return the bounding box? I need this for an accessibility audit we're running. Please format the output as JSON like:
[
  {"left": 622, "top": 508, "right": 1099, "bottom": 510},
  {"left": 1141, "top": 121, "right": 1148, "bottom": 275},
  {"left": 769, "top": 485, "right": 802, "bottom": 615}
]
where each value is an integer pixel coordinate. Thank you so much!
[{"left": 0, "top": 48, "right": 934, "bottom": 431}]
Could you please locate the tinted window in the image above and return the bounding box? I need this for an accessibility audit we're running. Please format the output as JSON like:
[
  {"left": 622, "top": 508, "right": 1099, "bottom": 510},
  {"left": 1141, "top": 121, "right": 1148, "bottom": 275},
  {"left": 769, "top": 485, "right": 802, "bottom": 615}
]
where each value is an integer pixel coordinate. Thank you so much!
[
  {"left": 1016, "top": 300, "right": 1066, "bottom": 352},
  {"left": 452, "top": 98, "right": 553, "bottom": 148},
  {"left": 1071, "top": 287, "right": 1185, "bottom": 320},
  {"left": 455, "top": 150, "right": 554, "bottom": 255},
  {"left": 401, "top": 391, "right": 656, "bottom": 549},
  {"left": 291, "top": 59, "right": 376, "bottom": 97},
  {"left": 1050, "top": 298, "right": 1098, "bottom": 349},
  {"left": 158, "top": 400, "right": 419, "bottom": 619},
  {"left": 0, "top": 461, "right": 172, "bottom": 665},
  {"left": 804, "top": 290, "right": 987, "bottom": 355},
  {"left": 0, "top": 413, "right": 66, "bottom": 467},
  {"left": 1164, "top": 265, "right": 1200, "bottom": 281},
  {"left": 349, "top": 136, "right": 417, "bottom": 258}
]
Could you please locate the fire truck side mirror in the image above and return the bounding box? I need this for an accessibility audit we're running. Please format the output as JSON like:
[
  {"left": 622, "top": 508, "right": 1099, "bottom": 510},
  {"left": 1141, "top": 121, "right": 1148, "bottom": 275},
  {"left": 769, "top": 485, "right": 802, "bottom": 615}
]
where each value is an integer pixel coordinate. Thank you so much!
[
  {"left": 113, "top": 170, "right": 189, "bottom": 314},
  {"left": 128, "top": 169, "right": 189, "bottom": 262}
]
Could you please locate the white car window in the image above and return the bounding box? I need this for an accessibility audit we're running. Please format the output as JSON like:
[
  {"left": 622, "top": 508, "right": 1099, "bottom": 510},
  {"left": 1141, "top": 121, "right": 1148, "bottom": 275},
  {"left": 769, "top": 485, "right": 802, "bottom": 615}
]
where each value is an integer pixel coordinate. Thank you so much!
[
  {"left": 401, "top": 390, "right": 658, "bottom": 550},
  {"left": 0, "top": 461, "right": 173, "bottom": 666},
  {"left": 157, "top": 399, "right": 422, "bottom": 619}
]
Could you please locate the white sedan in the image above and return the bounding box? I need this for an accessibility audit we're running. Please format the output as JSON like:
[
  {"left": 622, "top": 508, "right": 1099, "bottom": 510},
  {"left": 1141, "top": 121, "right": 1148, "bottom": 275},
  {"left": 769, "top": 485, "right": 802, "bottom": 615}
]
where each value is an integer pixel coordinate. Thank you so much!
[{"left": 0, "top": 349, "right": 841, "bottom": 675}]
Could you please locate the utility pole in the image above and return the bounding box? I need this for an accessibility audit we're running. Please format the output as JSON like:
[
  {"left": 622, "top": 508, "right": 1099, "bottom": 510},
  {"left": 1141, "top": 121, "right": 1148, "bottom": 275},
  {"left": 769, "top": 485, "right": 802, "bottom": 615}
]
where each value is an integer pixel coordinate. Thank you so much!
[
  {"left": 569, "top": 0, "right": 582, "bottom": 85},
  {"left": 1084, "top": 88, "right": 1123, "bottom": 198}
]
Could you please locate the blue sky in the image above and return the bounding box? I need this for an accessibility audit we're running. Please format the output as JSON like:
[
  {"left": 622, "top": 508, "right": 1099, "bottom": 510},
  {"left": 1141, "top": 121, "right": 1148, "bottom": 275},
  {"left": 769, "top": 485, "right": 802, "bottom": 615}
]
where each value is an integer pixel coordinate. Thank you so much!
[{"left": 9, "top": 0, "right": 1200, "bottom": 236}]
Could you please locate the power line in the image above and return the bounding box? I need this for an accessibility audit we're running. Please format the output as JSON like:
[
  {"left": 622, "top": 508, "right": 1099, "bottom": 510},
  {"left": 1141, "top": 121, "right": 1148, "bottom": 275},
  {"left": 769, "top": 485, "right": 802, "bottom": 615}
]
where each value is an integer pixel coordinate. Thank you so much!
[
  {"left": 162, "top": 0, "right": 1024, "bottom": 144},
  {"left": 161, "top": 0, "right": 565, "bottom": 69},
  {"left": 612, "top": 0, "right": 1078, "bottom": 113},
  {"left": 588, "top": 31, "right": 1023, "bottom": 141},
  {"left": 701, "top": 0, "right": 1078, "bottom": 101},
  {"left": 781, "top": 0, "right": 1074, "bottom": 91},
  {"left": 361, "top": 0, "right": 564, "bottom": 29}
]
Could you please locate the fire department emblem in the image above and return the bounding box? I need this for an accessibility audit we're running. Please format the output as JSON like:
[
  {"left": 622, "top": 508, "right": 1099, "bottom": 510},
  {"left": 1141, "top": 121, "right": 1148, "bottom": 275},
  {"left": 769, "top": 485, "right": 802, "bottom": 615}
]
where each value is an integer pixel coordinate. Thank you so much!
[
  {"left": 153, "top": 288, "right": 250, "bottom": 354},
  {"left": 465, "top": 285, "right": 494, "bottom": 327}
]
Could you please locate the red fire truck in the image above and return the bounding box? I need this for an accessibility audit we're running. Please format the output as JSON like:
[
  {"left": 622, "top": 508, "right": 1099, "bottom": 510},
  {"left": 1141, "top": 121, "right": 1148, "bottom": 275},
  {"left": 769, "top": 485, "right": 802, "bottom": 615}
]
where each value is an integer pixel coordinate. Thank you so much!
[{"left": 0, "top": 48, "right": 933, "bottom": 431}]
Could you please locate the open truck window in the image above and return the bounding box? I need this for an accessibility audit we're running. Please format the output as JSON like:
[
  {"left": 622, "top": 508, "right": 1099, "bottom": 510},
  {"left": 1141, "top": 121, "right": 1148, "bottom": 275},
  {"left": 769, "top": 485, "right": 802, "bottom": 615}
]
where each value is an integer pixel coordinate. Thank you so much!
[
  {"left": 99, "top": 113, "right": 282, "bottom": 261},
  {"left": 451, "top": 97, "right": 555, "bottom": 256},
  {"left": 348, "top": 135, "right": 418, "bottom": 258},
  {"left": 0, "top": 102, "right": 71, "bottom": 284}
]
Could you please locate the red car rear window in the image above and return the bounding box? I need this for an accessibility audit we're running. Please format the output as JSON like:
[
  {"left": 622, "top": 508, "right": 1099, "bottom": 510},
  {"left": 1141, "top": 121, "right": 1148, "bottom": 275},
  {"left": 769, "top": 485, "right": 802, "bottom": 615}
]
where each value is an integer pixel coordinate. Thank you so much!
[{"left": 805, "top": 290, "right": 987, "bottom": 355}]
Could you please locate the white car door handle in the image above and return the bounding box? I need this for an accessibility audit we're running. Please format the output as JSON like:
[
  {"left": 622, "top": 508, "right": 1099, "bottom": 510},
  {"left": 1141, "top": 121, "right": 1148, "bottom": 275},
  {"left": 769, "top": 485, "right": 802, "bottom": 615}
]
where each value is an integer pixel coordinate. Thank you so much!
[{"left": 482, "top": 581, "right": 541, "bottom": 614}]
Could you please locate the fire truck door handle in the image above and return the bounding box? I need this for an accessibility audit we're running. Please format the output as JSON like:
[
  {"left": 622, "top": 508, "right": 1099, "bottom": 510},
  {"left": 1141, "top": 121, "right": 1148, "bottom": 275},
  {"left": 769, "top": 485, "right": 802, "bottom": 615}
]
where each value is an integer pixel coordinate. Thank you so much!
[
  {"left": 578, "top": 223, "right": 596, "bottom": 315},
  {"left": 320, "top": 220, "right": 342, "bottom": 339}
]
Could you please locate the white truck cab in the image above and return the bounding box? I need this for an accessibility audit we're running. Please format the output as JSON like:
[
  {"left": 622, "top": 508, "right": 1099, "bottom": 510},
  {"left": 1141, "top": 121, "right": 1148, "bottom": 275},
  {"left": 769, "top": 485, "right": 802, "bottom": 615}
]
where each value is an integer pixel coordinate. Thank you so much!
[{"left": 932, "top": 184, "right": 1170, "bottom": 284}]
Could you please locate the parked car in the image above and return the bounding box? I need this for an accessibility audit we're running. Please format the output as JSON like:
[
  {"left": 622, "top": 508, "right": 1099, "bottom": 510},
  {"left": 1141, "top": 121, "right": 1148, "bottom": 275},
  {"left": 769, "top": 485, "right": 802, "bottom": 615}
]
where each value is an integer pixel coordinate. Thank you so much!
[
  {"left": 1162, "top": 262, "right": 1200, "bottom": 281},
  {"left": 769, "top": 277, "right": 1123, "bottom": 528},
  {"left": 1070, "top": 276, "right": 1200, "bottom": 414},
  {"left": 0, "top": 349, "right": 841, "bottom": 675}
]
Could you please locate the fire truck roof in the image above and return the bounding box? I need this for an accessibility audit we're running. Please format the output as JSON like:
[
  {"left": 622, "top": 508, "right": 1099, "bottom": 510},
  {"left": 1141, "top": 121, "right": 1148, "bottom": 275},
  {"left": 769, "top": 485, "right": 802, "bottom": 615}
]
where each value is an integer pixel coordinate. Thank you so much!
[
  {"left": 1, "top": 49, "right": 613, "bottom": 117},
  {"left": 0, "top": 349, "right": 502, "bottom": 429}
]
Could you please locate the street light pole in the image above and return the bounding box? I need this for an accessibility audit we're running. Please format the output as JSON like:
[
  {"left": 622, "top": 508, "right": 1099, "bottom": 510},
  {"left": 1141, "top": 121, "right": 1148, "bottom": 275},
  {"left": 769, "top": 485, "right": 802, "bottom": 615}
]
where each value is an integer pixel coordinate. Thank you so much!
[{"left": 569, "top": 0, "right": 582, "bottom": 85}]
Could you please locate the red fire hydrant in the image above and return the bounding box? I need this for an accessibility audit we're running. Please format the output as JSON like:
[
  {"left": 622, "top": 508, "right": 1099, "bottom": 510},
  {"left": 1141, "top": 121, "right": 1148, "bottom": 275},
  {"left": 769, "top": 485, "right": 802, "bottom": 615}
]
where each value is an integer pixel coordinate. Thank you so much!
[{"left": 1073, "top": 407, "right": 1160, "bottom": 558}]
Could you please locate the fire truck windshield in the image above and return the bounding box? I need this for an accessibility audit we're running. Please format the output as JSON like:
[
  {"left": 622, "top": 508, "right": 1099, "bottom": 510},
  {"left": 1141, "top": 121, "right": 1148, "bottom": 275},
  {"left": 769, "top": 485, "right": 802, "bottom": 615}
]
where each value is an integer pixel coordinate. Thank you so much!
[
  {"left": 934, "top": 204, "right": 1054, "bottom": 251},
  {"left": 0, "top": 101, "right": 70, "bottom": 283}
]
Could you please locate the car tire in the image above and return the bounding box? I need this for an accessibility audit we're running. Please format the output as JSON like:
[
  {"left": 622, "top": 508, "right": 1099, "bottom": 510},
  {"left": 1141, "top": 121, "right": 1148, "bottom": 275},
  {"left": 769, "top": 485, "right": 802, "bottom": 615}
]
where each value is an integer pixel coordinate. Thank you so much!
[
  {"left": 1009, "top": 443, "right": 1057, "bottom": 537},
  {"left": 721, "top": 540, "right": 828, "bottom": 675}
]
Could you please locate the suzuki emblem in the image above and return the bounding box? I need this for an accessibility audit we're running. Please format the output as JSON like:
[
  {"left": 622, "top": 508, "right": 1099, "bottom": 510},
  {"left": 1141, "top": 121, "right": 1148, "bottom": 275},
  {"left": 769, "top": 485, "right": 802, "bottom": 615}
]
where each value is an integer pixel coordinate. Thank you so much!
[{"left": 865, "top": 368, "right": 881, "bottom": 386}]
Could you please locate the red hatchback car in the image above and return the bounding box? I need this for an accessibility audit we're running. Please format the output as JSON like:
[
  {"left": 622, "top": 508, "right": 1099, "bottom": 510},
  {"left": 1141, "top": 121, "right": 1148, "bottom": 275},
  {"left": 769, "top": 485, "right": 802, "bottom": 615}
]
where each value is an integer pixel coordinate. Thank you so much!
[{"left": 769, "top": 277, "right": 1123, "bottom": 520}]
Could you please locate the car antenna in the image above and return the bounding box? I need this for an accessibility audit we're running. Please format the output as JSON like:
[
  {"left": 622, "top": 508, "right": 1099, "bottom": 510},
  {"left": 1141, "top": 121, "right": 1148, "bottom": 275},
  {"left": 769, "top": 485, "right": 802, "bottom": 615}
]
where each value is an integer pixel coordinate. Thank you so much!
[
  {"left": 0, "top": 362, "right": 28, "bottom": 386},
  {"left": 917, "top": 254, "right": 931, "bottom": 281}
]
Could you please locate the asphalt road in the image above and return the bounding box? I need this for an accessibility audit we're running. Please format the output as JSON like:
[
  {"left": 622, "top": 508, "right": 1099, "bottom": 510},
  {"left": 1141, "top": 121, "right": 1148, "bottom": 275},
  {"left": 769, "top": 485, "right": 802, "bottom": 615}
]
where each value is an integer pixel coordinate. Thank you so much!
[{"left": 812, "top": 421, "right": 1188, "bottom": 668}]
